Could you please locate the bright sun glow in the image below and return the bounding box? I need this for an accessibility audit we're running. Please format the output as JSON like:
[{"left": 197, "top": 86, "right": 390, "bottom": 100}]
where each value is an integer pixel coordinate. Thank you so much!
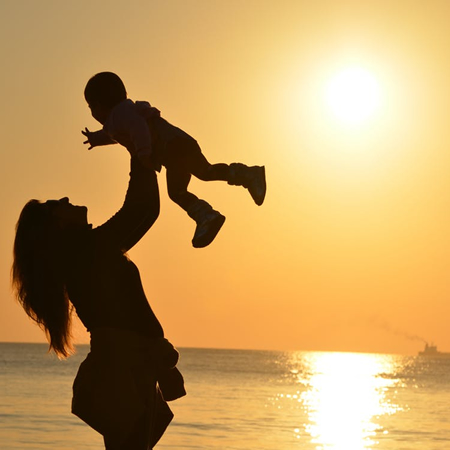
[{"left": 325, "top": 67, "right": 381, "bottom": 125}]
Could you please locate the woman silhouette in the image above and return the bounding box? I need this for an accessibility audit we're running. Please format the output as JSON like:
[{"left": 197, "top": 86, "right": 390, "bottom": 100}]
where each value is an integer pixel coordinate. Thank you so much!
[{"left": 12, "top": 155, "right": 185, "bottom": 449}]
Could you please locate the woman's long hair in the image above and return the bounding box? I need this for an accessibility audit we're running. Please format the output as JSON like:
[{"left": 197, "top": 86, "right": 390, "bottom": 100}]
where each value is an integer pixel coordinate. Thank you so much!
[{"left": 12, "top": 200, "right": 73, "bottom": 358}]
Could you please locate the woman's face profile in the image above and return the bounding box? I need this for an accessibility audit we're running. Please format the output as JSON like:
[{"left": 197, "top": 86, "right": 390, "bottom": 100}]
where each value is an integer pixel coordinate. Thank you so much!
[{"left": 45, "top": 197, "right": 88, "bottom": 229}]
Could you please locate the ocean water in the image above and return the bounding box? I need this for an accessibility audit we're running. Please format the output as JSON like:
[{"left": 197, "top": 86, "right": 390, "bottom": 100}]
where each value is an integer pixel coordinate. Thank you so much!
[{"left": 1, "top": 343, "right": 450, "bottom": 449}]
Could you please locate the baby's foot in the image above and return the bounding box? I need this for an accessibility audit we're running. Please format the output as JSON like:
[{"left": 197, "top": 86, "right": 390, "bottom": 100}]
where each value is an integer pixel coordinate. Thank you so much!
[
  {"left": 246, "top": 166, "right": 266, "bottom": 206},
  {"left": 192, "top": 210, "right": 226, "bottom": 248}
]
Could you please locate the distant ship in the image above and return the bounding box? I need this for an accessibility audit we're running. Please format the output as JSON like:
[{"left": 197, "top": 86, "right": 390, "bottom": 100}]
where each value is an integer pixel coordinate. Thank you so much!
[{"left": 418, "top": 343, "right": 450, "bottom": 357}]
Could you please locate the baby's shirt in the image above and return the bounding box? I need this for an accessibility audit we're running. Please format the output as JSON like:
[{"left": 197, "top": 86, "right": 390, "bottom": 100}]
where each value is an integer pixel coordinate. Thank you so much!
[{"left": 103, "top": 99, "right": 160, "bottom": 158}]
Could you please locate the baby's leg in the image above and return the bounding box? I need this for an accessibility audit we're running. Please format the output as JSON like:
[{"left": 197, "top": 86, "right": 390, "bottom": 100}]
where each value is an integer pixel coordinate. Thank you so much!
[
  {"left": 190, "top": 152, "right": 266, "bottom": 205},
  {"left": 185, "top": 143, "right": 266, "bottom": 206},
  {"left": 187, "top": 149, "right": 230, "bottom": 182},
  {"left": 166, "top": 167, "right": 198, "bottom": 211},
  {"left": 166, "top": 167, "right": 225, "bottom": 248}
]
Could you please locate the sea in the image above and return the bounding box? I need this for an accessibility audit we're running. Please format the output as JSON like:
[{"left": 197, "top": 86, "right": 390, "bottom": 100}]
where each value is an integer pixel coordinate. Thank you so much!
[{"left": 1, "top": 343, "right": 450, "bottom": 450}]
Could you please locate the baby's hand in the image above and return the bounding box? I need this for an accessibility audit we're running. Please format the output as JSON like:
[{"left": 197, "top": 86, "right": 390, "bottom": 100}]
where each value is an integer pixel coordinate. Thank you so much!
[
  {"left": 82, "top": 128, "right": 113, "bottom": 150},
  {"left": 82, "top": 128, "right": 98, "bottom": 150}
]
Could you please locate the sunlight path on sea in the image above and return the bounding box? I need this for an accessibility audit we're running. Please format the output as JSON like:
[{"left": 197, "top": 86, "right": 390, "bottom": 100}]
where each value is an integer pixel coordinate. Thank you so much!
[{"left": 285, "top": 352, "right": 404, "bottom": 449}]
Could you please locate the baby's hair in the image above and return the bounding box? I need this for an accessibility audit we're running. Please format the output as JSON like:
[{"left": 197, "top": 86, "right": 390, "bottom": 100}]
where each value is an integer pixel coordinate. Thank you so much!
[{"left": 84, "top": 72, "right": 127, "bottom": 108}]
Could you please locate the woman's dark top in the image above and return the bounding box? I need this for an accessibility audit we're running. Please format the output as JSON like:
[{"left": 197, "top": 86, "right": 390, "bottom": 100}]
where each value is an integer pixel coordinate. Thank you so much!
[{"left": 66, "top": 157, "right": 163, "bottom": 338}]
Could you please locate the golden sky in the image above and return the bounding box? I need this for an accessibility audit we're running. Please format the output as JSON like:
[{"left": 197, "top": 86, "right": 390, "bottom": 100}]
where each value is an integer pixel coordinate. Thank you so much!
[{"left": 2, "top": 0, "right": 450, "bottom": 354}]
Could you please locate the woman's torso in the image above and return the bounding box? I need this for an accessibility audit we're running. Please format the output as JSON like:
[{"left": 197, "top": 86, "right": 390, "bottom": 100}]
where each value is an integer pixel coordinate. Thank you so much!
[{"left": 66, "top": 230, "right": 164, "bottom": 339}]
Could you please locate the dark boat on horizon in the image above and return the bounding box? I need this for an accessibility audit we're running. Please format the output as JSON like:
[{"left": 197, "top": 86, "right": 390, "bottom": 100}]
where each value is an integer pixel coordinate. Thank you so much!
[{"left": 418, "top": 343, "right": 450, "bottom": 357}]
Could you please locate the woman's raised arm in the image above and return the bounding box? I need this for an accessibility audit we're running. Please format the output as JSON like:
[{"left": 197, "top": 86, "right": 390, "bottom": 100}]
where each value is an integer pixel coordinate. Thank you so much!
[{"left": 93, "top": 156, "right": 160, "bottom": 252}]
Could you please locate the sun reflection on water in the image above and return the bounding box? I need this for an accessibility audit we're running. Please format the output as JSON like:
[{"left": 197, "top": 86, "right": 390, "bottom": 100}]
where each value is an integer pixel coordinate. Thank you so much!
[{"left": 280, "top": 352, "right": 404, "bottom": 449}]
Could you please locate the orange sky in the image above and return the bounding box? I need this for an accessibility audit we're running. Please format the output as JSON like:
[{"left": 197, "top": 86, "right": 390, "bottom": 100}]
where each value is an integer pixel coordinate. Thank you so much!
[{"left": 2, "top": 0, "right": 450, "bottom": 355}]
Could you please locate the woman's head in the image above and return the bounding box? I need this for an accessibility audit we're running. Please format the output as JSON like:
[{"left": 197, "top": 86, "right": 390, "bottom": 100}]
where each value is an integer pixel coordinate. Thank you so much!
[
  {"left": 45, "top": 197, "right": 88, "bottom": 228},
  {"left": 11, "top": 198, "right": 88, "bottom": 358}
]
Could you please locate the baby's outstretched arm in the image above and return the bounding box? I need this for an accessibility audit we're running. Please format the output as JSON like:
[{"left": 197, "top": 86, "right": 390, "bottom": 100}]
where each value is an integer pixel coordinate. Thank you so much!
[{"left": 82, "top": 128, "right": 116, "bottom": 150}]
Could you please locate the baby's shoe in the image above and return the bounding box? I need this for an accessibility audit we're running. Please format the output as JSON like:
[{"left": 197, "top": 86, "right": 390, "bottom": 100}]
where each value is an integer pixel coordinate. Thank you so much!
[
  {"left": 187, "top": 200, "right": 226, "bottom": 248},
  {"left": 228, "top": 163, "right": 266, "bottom": 206}
]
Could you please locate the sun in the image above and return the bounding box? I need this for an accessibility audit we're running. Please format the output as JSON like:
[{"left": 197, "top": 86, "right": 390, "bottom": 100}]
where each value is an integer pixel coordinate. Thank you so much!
[{"left": 325, "top": 67, "right": 381, "bottom": 125}]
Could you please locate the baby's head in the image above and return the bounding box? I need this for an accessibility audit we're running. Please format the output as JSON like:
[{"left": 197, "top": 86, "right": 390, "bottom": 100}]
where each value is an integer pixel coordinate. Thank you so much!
[{"left": 84, "top": 72, "right": 127, "bottom": 124}]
